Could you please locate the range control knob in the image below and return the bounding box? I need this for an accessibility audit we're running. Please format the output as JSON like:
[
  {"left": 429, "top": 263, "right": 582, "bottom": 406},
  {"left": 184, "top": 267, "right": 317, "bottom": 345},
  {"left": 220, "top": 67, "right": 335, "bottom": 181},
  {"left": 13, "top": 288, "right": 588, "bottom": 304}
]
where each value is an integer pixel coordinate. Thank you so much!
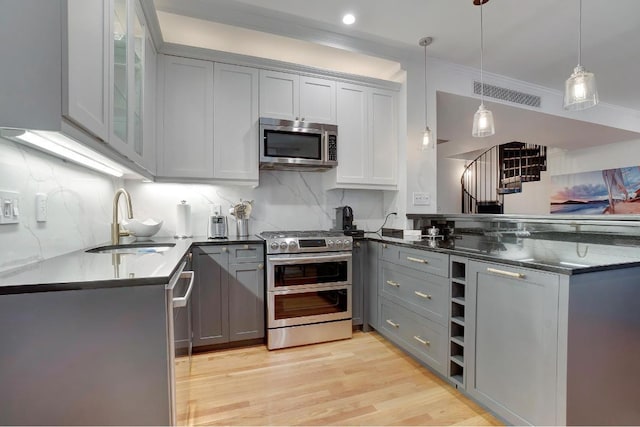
[
  {"left": 279, "top": 241, "right": 288, "bottom": 250},
  {"left": 343, "top": 239, "right": 352, "bottom": 247},
  {"left": 288, "top": 241, "right": 298, "bottom": 250},
  {"left": 327, "top": 240, "right": 335, "bottom": 248},
  {"left": 270, "top": 241, "right": 279, "bottom": 250},
  {"left": 335, "top": 240, "right": 343, "bottom": 248}
]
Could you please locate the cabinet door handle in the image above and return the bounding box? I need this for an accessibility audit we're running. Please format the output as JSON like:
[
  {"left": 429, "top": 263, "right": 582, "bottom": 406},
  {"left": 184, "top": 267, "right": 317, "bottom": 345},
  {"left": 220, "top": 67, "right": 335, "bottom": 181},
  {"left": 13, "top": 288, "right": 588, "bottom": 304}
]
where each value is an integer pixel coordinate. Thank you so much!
[
  {"left": 407, "top": 256, "right": 428, "bottom": 264},
  {"left": 386, "top": 319, "right": 399, "bottom": 328},
  {"left": 386, "top": 280, "right": 400, "bottom": 288},
  {"left": 383, "top": 244, "right": 388, "bottom": 248},
  {"left": 414, "top": 291, "right": 432, "bottom": 299},
  {"left": 413, "top": 336, "right": 430, "bottom": 346},
  {"left": 355, "top": 242, "right": 361, "bottom": 248},
  {"left": 222, "top": 247, "right": 228, "bottom": 253},
  {"left": 257, "top": 263, "right": 264, "bottom": 270},
  {"left": 486, "top": 267, "right": 525, "bottom": 279}
]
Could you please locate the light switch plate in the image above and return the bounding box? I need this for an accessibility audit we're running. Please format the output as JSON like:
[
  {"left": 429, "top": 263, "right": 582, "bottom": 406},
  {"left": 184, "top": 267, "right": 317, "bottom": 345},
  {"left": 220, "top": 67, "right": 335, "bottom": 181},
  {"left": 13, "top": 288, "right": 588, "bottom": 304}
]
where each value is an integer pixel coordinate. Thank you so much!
[
  {"left": 0, "top": 190, "right": 20, "bottom": 224},
  {"left": 413, "top": 192, "right": 431, "bottom": 206},
  {"left": 36, "top": 193, "right": 47, "bottom": 222}
]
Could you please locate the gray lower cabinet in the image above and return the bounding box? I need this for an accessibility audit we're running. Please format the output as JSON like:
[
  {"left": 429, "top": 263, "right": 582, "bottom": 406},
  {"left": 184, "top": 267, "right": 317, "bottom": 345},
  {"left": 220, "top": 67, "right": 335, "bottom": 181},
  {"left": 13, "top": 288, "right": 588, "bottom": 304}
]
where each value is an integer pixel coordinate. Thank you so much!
[
  {"left": 467, "top": 259, "right": 560, "bottom": 426},
  {"left": 351, "top": 240, "right": 365, "bottom": 326},
  {"left": 364, "top": 240, "right": 380, "bottom": 330},
  {"left": 192, "top": 244, "right": 265, "bottom": 348},
  {"left": 375, "top": 242, "right": 449, "bottom": 375}
]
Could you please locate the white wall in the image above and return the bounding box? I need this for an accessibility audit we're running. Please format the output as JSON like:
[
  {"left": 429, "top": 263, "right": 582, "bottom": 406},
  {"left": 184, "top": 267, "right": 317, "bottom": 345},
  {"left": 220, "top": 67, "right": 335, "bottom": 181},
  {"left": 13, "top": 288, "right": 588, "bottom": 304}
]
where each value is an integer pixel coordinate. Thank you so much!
[
  {"left": 124, "top": 171, "right": 394, "bottom": 238},
  {"left": 0, "top": 138, "right": 120, "bottom": 272}
]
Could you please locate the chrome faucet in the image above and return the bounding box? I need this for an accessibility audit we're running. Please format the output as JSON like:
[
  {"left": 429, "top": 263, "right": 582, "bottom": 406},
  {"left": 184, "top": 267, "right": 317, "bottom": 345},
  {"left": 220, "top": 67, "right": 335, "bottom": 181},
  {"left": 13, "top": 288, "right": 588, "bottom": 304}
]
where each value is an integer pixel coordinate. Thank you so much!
[{"left": 111, "top": 188, "right": 134, "bottom": 245}]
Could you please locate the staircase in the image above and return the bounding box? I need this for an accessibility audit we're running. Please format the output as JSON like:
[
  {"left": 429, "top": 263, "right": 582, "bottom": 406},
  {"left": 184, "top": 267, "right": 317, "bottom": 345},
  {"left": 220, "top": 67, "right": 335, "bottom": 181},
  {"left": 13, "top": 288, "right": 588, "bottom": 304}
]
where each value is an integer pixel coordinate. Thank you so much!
[{"left": 461, "top": 142, "right": 547, "bottom": 214}]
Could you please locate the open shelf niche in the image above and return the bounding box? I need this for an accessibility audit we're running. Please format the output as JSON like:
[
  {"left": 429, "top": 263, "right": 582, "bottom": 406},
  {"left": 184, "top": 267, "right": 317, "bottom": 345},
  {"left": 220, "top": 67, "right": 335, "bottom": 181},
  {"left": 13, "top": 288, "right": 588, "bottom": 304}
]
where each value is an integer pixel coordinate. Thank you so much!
[{"left": 449, "top": 256, "right": 467, "bottom": 388}]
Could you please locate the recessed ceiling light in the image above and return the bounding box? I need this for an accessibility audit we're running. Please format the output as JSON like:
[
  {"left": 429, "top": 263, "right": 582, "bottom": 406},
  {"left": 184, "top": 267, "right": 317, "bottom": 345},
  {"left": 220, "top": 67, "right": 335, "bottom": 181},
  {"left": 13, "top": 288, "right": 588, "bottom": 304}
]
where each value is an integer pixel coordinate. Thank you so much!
[{"left": 342, "top": 13, "right": 356, "bottom": 25}]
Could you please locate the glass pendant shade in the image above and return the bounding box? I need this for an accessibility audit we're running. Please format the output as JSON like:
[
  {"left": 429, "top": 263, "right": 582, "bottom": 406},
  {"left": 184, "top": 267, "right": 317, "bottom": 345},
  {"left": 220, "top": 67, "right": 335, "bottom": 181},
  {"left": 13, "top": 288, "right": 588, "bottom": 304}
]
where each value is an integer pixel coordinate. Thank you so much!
[
  {"left": 421, "top": 126, "right": 433, "bottom": 151},
  {"left": 563, "top": 65, "right": 599, "bottom": 111},
  {"left": 472, "top": 103, "right": 495, "bottom": 137}
]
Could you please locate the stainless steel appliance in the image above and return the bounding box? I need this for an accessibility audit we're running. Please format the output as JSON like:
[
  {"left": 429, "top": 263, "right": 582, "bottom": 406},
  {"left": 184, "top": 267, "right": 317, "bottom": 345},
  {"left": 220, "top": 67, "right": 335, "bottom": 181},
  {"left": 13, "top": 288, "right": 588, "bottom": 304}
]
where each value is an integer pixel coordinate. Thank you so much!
[
  {"left": 335, "top": 206, "right": 354, "bottom": 231},
  {"left": 207, "top": 215, "right": 228, "bottom": 239},
  {"left": 260, "top": 230, "right": 353, "bottom": 350},
  {"left": 166, "top": 257, "right": 195, "bottom": 425},
  {"left": 259, "top": 117, "right": 338, "bottom": 170}
]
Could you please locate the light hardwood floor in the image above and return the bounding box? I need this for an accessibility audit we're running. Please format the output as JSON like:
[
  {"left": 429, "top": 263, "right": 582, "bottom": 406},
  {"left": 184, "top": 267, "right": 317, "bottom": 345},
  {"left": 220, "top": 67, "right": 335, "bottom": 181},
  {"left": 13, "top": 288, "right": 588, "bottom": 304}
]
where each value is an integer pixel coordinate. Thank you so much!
[{"left": 175, "top": 331, "right": 501, "bottom": 426}]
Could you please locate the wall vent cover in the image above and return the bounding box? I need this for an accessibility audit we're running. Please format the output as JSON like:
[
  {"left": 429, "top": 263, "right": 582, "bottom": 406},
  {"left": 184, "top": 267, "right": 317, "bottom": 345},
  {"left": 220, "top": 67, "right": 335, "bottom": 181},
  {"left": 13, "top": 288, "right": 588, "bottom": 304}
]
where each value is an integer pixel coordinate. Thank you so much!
[{"left": 473, "top": 81, "right": 541, "bottom": 108}]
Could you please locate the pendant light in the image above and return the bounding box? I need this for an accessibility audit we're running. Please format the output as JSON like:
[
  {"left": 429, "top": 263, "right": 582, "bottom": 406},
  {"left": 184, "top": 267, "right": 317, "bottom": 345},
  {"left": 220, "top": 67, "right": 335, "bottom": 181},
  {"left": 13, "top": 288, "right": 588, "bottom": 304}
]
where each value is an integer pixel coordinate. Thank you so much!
[
  {"left": 563, "top": 0, "right": 598, "bottom": 110},
  {"left": 472, "top": 0, "right": 495, "bottom": 138},
  {"left": 419, "top": 36, "right": 434, "bottom": 151}
]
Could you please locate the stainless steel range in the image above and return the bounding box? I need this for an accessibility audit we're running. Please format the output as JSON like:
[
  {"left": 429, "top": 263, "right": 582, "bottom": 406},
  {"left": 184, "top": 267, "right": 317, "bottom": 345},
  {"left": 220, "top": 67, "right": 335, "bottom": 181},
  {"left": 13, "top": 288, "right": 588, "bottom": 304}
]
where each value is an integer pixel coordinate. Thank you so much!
[{"left": 260, "top": 230, "right": 353, "bottom": 350}]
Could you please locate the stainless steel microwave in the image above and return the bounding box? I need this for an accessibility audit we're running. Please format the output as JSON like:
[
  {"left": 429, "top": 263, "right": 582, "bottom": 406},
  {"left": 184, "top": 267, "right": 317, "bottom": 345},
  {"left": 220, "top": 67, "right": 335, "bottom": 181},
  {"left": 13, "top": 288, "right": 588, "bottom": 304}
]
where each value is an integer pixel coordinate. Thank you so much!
[{"left": 259, "top": 117, "right": 338, "bottom": 171}]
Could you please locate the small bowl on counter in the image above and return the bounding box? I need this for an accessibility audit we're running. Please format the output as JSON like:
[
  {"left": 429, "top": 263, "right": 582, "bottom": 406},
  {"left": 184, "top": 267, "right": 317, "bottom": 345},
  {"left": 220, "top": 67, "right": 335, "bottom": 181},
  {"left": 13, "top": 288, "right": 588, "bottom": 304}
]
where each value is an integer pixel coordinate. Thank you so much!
[{"left": 122, "top": 218, "right": 163, "bottom": 240}]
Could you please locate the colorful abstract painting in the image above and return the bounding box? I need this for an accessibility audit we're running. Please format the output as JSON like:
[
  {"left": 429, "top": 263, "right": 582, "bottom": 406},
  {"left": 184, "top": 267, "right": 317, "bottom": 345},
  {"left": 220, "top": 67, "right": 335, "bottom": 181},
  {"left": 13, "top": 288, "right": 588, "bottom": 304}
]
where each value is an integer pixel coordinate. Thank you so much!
[{"left": 550, "top": 166, "right": 640, "bottom": 215}]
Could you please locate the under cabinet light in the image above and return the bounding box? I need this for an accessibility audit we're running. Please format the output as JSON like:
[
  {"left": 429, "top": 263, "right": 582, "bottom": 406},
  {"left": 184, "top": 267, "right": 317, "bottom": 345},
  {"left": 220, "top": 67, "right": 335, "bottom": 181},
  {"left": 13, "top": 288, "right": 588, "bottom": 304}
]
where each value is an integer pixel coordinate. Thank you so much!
[{"left": 5, "top": 129, "right": 124, "bottom": 177}]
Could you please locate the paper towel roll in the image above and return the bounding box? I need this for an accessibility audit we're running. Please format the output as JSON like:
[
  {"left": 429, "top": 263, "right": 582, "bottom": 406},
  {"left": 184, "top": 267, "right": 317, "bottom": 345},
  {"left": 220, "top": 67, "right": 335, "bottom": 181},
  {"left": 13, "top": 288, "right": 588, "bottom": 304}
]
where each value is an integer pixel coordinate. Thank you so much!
[{"left": 175, "top": 200, "right": 192, "bottom": 238}]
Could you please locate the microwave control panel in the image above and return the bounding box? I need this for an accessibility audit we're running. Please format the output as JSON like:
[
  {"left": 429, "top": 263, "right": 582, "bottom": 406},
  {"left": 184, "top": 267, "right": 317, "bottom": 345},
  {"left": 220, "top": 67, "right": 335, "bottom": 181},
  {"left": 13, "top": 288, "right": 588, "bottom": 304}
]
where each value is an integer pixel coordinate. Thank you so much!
[{"left": 327, "top": 135, "right": 337, "bottom": 162}]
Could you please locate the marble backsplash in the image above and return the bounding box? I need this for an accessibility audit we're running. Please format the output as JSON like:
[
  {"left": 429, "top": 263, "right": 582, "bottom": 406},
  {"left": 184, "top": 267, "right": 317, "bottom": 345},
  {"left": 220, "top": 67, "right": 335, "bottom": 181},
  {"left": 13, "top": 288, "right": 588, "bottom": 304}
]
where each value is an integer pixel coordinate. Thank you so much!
[
  {"left": 125, "top": 171, "right": 397, "bottom": 238},
  {"left": 1, "top": 136, "right": 396, "bottom": 272},
  {"left": 0, "top": 138, "right": 120, "bottom": 272}
]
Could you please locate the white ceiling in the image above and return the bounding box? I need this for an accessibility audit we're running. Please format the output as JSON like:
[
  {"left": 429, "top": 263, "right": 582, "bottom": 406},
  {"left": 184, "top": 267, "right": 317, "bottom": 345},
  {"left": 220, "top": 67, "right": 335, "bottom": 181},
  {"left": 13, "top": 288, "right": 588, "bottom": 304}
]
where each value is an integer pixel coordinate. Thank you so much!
[
  {"left": 154, "top": 0, "right": 640, "bottom": 111},
  {"left": 152, "top": 0, "right": 640, "bottom": 155}
]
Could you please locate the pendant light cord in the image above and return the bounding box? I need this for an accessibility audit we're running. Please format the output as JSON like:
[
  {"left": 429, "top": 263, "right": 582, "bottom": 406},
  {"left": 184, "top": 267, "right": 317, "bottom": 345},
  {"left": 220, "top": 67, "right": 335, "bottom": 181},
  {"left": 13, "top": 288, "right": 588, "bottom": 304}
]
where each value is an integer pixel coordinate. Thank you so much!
[
  {"left": 578, "top": 0, "right": 582, "bottom": 65},
  {"left": 480, "top": 0, "right": 484, "bottom": 105},
  {"left": 424, "top": 42, "right": 428, "bottom": 127}
]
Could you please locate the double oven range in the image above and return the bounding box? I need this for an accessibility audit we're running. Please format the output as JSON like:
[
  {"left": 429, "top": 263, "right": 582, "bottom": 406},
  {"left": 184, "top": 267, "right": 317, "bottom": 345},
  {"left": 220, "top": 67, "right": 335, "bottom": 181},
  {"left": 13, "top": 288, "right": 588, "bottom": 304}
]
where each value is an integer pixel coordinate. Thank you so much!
[{"left": 260, "top": 231, "right": 353, "bottom": 350}]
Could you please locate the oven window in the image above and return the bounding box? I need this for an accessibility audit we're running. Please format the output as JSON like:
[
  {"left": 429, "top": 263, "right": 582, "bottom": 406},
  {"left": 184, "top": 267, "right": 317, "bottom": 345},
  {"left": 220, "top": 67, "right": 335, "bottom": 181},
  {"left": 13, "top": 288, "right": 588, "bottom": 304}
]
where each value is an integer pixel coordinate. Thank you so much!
[
  {"left": 264, "top": 130, "right": 322, "bottom": 160},
  {"left": 274, "top": 289, "right": 348, "bottom": 320},
  {"left": 274, "top": 261, "right": 348, "bottom": 287}
]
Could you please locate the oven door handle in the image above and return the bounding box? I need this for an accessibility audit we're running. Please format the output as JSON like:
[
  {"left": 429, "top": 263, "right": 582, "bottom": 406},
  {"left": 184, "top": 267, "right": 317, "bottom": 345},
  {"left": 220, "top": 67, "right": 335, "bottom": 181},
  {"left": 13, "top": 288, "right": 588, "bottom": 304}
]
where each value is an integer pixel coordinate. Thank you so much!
[{"left": 268, "top": 253, "right": 352, "bottom": 265}]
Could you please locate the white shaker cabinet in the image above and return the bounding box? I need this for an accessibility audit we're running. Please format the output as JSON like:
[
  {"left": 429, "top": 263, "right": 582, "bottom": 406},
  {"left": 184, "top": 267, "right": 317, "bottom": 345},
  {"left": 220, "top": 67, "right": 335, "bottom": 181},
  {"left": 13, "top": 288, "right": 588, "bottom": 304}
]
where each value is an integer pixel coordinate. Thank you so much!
[
  {"left": 332, "top": 83, "right": 398, "bottom": 189},
  {"left": 140, "top": 31, "right": 157, "bottom": 174},
  {"left": 213, "top": 63, "right": 259, "bottom": 184},
  {"left": 259, "top": 70, "right": 336, "bottom": 124},
  {"left": 65, "top": 0, "right": 110, "bottom": 142},
  {"left": 466, "top": 260, "right": 560, "bottom": 426},
  {"left": 109, "top": 0, "right": 147, "bottom": 163},
  {"left": 157, "top": 55, "right": 214, "bottom": 178}
]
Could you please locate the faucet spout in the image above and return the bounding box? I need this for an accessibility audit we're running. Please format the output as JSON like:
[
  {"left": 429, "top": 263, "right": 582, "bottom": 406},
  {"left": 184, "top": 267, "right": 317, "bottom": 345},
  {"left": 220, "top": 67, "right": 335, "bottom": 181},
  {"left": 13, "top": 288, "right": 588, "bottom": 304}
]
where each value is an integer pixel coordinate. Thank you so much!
[{"left": 111, "top": 188, "right": 134, "bottom": 245}]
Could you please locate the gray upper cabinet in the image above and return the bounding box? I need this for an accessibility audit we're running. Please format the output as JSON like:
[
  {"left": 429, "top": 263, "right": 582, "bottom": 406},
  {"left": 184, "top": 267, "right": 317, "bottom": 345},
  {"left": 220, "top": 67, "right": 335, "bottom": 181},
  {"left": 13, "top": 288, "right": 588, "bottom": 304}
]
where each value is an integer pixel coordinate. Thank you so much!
[
  {"left": 467, "top": 260, "right": 560, "bottom": 426},
  {"left": 157, "top": 55, "right": 214, "bottom": 178}
]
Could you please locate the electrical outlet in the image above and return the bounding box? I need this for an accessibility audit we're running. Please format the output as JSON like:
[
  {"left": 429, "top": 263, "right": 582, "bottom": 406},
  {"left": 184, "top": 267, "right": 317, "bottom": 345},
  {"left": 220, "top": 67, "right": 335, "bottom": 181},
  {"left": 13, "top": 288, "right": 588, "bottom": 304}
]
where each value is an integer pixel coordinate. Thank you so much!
[
  {"left": 413, "top": 192, "right": 431, "bottom": 206},
  {"left": 0, "top": 190, "right": 20, "bottom": 224},
  {"left": 36, "top": 193, "right": 47, "bottom": 222}
]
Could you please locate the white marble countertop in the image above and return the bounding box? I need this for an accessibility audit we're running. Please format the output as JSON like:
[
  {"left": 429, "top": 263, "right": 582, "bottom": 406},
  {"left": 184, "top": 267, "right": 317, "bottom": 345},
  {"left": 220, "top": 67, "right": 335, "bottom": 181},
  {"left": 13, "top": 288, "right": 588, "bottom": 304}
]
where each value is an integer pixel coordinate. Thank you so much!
[{"left": 0, "top": 235, "right": 263, "bottom": 294}]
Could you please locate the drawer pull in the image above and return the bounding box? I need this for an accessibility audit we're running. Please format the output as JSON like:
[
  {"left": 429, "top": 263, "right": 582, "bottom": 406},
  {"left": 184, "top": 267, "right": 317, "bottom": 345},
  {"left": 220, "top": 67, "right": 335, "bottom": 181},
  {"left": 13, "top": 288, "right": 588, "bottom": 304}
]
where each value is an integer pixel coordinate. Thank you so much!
[
  {"left": 413, "top": 336, "right": 430, "bottom": 346},
  {"left": 383, "top": 244, "right": 388, "bottom": 248},
  {"left": 386, "top": 280, "right": 400, "bottom": 288},
  {"left": 487, "top": 267, "right": 525, "bottom": 279},
  {"left": 386, "top": 319, "right": 400, "bottom": 328},
  {"left": 222, "top": 247, "right": 228, "bottom": 253},
  {"left": 243, "top": 244, "right": 249, "bottom": 249},
  {"left": 414, "top": 291, "right": 432, "bottom": 299},
  {"left": 257, "top": 263, "right": 264, "bottom": 270},
  {"left": 407, "top": 256, "right": 428, "bottom": 264}
]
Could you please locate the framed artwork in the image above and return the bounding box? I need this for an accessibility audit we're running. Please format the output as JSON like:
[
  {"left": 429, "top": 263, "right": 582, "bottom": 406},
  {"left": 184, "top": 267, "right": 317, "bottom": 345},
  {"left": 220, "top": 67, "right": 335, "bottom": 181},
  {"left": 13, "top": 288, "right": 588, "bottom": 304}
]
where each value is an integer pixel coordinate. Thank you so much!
[{"left": 550, "top": 166, "right": 640, "bottom": 215}]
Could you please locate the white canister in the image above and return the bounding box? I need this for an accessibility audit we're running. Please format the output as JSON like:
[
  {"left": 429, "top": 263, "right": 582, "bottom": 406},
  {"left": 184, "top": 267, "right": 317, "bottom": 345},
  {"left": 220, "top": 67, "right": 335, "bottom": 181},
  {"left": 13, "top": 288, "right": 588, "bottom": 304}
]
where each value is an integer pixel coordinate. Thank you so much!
[{"left": 175, "top": 200, "right": 192, "bottom": 238}]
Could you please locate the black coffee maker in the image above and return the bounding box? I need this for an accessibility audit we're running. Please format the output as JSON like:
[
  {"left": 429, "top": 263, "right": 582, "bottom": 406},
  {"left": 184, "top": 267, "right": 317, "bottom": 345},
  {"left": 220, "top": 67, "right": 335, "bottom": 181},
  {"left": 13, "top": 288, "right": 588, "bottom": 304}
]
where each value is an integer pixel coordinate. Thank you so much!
[{"left": 335, "top": 206, "right": 354, "bottom": 231}]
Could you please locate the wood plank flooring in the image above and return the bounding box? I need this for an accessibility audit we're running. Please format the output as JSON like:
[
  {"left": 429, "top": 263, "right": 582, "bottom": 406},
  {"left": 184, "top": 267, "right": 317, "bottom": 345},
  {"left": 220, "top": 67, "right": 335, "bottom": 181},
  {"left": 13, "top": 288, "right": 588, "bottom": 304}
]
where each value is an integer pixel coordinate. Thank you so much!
[{"left": 175, "top": 331, "right": 501, "bottom": 426}]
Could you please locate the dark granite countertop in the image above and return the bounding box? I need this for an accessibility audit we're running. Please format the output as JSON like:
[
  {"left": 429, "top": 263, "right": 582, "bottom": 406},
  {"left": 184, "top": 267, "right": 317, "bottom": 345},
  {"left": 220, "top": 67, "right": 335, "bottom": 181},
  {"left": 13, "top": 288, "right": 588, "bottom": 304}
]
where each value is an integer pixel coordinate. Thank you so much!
[
  {"left": 366, "top": 232, "right": 640, "bottom": 275},
  {"left": 0, "top": 235, "right": 264, "bottom": 294}
]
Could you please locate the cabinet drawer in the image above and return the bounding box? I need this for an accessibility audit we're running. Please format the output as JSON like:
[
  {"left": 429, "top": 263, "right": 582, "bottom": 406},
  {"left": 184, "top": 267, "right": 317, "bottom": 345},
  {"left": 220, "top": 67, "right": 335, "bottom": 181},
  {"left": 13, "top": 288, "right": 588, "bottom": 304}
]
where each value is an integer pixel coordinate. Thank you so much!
[
  {"left": 379, "top": 297, "right": 447, "bottom": 374},
  {"left": 380, "top": 244, "right": 449, "bottom": 277},
  {"left": 379, "top": 261, "right": 448, "bottom": 326},
  {"left": 194, "top": 245, "right": 228, "bottom": 256},
  {"left": 229, "top": 244, "right": 264, "bottom": 263}
]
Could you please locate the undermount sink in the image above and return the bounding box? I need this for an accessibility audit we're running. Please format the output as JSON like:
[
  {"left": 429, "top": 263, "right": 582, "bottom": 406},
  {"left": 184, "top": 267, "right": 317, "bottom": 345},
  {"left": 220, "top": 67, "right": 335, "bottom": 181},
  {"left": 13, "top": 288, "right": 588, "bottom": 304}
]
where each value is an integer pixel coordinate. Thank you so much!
[{"left": 86, "top": 242, "right": 176, "bottom": 255}]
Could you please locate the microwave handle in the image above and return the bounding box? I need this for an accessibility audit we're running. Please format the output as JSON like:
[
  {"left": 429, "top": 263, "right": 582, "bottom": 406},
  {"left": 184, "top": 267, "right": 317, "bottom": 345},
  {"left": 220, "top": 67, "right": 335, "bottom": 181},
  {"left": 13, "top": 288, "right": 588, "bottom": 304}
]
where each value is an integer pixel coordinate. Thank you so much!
[{"left": 323, "top": 130, "right": 329, "bottom": 162}]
